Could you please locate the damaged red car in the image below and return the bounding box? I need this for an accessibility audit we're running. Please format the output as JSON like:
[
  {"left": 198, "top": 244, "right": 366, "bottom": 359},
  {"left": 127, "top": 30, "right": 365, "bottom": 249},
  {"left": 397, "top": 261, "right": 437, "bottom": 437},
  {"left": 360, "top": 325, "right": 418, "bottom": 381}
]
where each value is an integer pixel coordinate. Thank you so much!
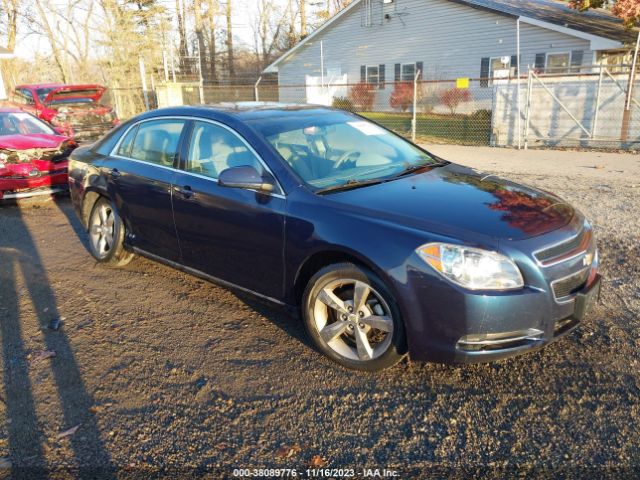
[
  {"left": 0, "top": 109, "right": 77, "bottom": 201},
  {"left": 11, "top": 83, "right": 119, "bottom": 143}
]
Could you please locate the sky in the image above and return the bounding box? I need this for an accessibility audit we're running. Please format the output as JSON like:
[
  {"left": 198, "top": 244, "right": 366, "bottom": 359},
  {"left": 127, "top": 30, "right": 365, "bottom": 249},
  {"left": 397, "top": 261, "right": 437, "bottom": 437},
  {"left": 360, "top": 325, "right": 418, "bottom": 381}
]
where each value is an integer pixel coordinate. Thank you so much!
[{"left": 15, "top": 0, "right": 295, "bottom": 59}]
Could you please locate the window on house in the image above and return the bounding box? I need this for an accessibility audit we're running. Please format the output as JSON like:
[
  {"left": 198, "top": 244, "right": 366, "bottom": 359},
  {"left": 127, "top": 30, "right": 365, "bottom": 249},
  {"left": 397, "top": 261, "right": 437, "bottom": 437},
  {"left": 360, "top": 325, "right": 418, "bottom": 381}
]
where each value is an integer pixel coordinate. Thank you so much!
[
  {"left": 489, "top": 57, "right": 511, "bottom": 80},
  {"left": 546, "top": 53, "right": 570, "bottom": 74},
  {"left": 366, "top": 65, "right": 380, "bottom": 84},
  {"left": 401, "top": 63, "right": 416, "bottom": 81}
]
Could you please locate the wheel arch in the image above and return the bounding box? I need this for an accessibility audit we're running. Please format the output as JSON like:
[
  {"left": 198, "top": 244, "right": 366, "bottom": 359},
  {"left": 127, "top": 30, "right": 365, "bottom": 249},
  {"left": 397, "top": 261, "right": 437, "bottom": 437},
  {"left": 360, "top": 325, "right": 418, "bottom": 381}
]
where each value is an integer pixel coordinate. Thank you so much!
[
  {"left": 292, "top": 247, "right": 399, "bottom": 308},
  {"left": 80, "top": 189, "right": 103, "bottom": 230}
]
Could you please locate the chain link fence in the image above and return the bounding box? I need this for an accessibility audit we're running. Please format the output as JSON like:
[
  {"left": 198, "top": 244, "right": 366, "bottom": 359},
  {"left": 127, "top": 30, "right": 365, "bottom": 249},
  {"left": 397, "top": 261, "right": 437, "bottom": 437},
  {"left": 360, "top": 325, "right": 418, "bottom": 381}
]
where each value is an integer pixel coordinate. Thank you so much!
[{"left": 105, "top": 66, "right": 640, "bottom": 150}]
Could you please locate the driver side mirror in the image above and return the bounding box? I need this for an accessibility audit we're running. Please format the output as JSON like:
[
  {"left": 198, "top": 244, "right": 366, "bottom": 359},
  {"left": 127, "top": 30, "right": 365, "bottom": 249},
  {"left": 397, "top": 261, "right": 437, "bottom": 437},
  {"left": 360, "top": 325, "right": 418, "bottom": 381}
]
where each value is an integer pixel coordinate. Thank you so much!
[
  {"left": 53, "top": 126, "right": 67, "bottom": 135},
  {"left": 218, "top": 165, "right": 275, "bottom": 193}
]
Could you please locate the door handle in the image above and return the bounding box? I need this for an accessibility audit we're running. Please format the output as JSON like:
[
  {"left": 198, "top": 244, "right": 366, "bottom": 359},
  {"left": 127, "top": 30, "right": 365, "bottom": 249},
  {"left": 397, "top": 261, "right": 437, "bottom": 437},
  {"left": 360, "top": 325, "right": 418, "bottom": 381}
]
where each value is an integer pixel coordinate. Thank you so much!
[
  {"left": 109, "top": 168, "right": 121, "bottom": 179},
  {"left": 173, "top": 185, "right": 195, "bottom": 199}
]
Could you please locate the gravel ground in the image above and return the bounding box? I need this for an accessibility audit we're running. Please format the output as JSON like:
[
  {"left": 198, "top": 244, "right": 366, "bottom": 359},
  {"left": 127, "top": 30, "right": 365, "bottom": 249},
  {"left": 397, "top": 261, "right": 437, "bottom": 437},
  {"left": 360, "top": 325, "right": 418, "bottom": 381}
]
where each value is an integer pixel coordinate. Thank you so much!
[{"left": 0, "top": 148, "right": 638, "bottom": 479}]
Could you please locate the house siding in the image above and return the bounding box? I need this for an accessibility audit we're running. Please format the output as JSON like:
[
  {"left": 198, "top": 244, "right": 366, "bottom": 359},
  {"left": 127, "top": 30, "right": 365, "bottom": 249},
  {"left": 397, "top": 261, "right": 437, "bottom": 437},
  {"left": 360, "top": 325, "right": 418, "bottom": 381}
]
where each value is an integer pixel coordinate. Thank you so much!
[{"left": 276, "top": 0, "right": 592, "bottom": 102}]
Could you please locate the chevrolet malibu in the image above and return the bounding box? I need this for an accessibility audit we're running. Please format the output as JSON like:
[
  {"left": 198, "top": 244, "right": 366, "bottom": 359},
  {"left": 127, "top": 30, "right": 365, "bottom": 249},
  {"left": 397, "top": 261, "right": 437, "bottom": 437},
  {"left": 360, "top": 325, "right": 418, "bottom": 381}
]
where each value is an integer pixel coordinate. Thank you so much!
[{"left": 68, "top": 104, "right": 601, "bottom": 371}]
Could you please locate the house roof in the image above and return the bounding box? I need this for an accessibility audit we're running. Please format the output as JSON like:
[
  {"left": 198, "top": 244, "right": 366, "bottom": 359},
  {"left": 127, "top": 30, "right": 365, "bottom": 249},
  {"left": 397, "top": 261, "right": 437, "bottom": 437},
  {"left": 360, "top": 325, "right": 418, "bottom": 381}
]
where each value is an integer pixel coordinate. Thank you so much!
[
  {"left": 264, "top": 0, "right": 637, "bottom": 73},
  {"left": 452, "top": 0, "right": 638, "bottom": 43}
]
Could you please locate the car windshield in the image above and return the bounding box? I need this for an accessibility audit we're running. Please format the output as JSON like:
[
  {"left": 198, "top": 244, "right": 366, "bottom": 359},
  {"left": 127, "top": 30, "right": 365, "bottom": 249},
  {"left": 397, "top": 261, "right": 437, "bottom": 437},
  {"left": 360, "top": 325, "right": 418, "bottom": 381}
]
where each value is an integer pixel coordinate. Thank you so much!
[
  {"left": 256, "top": 111, "right": 440, "bottom": 191},
  {"left": 0, "top": 112, "right": 55, "bottom": 136},
  {"left": 35, "top": 88, "right": 55, "bottom": 102}
]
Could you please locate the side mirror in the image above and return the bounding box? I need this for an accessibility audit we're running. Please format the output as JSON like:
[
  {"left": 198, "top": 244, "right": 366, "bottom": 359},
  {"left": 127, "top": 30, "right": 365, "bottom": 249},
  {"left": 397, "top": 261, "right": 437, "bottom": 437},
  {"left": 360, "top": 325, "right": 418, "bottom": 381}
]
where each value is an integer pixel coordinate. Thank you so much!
[
  {"left": 53, "top": 126, "right": 67, "bottom": 135},
  {"left": 218, "top": 165, "right": 275, "bottom": 193}
]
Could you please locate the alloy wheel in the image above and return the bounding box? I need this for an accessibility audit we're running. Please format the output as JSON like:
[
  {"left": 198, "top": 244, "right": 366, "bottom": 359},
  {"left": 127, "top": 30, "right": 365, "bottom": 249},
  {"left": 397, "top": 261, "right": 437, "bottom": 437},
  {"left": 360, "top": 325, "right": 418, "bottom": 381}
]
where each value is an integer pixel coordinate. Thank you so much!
[
  {"left": 90, "top": 203, "right": 115, "bottom": 258},
  {"left": 312, "top": 279, "right": 394, "bottom": 361}
]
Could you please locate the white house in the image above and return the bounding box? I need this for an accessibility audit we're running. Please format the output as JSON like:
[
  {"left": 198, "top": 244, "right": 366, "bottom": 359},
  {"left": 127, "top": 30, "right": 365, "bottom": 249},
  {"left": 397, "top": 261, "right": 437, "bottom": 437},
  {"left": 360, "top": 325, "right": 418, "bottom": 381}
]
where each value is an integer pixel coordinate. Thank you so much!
[{"left": 264, "top": 0, "right": 636, "bottom": 103}]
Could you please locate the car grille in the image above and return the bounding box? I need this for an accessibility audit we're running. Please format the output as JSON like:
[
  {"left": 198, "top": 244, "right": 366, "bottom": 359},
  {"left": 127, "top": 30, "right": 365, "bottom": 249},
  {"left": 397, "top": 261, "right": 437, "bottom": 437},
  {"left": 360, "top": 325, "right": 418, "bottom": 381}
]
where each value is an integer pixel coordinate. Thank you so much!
[
  {"left": 552, "top": 268, "right": 589, "bottom": 301},
  {"left": 534, "top": 226, "right": 593, "bottom": 266}
]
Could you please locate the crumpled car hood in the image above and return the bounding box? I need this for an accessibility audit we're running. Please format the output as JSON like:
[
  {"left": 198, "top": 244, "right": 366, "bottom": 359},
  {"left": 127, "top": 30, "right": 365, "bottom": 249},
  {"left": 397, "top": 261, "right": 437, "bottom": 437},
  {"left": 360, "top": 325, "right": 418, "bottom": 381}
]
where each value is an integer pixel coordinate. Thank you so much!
[{"left": 0, "top": 134, "right": 67, "bottom": 150}]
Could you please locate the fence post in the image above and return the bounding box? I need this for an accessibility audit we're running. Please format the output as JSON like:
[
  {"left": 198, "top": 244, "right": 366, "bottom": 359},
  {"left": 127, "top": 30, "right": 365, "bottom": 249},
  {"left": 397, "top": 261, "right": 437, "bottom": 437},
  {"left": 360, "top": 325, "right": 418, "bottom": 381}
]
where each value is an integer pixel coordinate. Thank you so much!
[
  {"left": 524, "top": 68, "right": 532, "bottom": 150},
  {"left": 621, "top": 31, "right": 640, "bottom": 142},
  {"left": 592, "top": 65, "right": 604, "bottom": 139},
  {"left": 254, "top": 76, "right": 262, "bottom": 102},
  {"left": 412, "top": 69, "right": 421, "bottom": 143},
  {"left": 138, "top": 57, "right": 150, "bottom": 111}
]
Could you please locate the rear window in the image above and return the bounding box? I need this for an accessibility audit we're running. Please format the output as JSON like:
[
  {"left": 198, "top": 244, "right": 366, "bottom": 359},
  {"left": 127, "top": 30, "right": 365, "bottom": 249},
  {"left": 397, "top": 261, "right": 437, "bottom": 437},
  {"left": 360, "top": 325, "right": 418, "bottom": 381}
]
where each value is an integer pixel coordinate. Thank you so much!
[{"left": 116, "top": 125, "right": 138, "bottom": 157}]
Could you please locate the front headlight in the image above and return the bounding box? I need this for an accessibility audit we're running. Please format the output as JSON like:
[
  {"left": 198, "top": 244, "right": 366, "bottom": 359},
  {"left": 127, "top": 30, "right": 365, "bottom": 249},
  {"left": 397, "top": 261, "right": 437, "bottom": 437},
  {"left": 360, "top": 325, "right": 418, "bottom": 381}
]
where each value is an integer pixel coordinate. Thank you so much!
[{"left": 416, "top": 243, "right": 524, "bottom": 291}]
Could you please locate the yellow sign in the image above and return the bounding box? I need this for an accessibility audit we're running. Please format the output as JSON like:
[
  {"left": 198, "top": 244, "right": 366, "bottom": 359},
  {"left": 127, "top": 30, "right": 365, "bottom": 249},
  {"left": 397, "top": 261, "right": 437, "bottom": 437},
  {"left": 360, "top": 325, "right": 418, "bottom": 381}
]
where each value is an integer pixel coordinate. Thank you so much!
[{"left": 456, "top": 77, "right": 470, "bottom": 89}]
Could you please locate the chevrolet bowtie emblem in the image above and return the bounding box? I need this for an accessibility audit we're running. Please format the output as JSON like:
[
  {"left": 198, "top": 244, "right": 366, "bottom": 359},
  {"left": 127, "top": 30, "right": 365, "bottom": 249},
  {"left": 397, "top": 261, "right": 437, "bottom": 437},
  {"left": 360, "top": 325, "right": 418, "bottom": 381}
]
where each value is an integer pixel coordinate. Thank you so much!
[{"left": 583, "top": 253, "right": 593, "bottom": 267}]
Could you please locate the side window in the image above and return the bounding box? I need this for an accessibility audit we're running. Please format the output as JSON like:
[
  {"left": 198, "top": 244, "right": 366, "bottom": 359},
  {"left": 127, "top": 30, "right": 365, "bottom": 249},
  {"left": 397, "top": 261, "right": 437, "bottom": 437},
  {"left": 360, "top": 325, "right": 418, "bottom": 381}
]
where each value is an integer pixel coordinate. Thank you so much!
[
  {"left": 116, "top": 125, "right": 138, "bottom": 157},
  {"left": 186, "top": 121, "right": 263, "bottom": 178},
  {"left": 130, "top": 119, "right": 185, "bottom": 166}
]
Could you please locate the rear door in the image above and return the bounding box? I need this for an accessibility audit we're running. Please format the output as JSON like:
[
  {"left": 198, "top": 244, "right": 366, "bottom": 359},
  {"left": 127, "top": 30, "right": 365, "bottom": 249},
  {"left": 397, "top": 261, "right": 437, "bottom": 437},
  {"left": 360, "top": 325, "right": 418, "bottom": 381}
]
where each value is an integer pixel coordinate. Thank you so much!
[
  {"left": 106, "top": 118, "right": 187, "bottom": 261},
  {"left": 171, "top": 119, "right": 286, "bottom": 299}
]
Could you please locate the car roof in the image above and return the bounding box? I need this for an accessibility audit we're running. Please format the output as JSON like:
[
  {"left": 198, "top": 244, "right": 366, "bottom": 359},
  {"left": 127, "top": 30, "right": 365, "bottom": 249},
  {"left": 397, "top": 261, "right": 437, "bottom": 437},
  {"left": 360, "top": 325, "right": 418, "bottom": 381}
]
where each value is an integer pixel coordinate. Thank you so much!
[{"left": 138, "top": 102, "right": 343, "bottom": 123}]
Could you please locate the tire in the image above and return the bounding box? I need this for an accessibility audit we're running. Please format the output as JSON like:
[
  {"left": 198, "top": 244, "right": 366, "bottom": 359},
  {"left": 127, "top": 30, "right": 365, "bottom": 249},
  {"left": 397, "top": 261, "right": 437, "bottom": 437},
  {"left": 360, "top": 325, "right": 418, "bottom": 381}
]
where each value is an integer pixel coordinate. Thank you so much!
[
  {"left": 87, "top": 197, "right": 133, "bottom": 267},
  {"left": 302, "top": 262, "right": 407, "bottom": 371}
]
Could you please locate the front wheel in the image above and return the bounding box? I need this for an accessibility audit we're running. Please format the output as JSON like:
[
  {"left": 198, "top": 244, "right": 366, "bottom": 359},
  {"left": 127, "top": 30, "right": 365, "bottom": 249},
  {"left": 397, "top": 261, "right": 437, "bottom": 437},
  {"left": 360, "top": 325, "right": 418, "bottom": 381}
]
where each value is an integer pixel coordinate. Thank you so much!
[
  {"left": 88, "top": 197, "right": 133, "bottom": 267},
  {"left": 302, "top": 263, "right": 407, "bottom": 371}
]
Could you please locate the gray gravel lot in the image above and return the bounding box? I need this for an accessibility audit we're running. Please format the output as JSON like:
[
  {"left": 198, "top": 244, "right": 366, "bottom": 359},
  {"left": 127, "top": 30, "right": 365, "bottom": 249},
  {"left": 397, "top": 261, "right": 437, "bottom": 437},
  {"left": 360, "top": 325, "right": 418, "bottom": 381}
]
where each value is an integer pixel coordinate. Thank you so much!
[{"left": 0, "top": 147, "right": 638, "bottom": 478}]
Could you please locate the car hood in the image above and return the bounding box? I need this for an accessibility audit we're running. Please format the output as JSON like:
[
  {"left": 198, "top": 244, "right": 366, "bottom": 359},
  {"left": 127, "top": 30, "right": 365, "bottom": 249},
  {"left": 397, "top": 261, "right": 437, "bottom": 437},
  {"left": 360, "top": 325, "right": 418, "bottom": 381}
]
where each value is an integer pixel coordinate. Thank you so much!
[
  {"left": 325, "top": 163, "right": 574, "bottom": 241},
  {"left": 0, "top": 134, "right": 66, "bottom": 150},
  {"left": 43, "top": 85, "right": 106, "bottom": 105}
]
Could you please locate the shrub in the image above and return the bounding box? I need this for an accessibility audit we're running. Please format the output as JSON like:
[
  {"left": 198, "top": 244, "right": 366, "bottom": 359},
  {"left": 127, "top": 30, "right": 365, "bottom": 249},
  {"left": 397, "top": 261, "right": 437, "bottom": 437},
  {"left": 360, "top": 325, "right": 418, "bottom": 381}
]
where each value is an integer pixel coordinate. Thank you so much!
[
  {"left": 439, "top": 88, "right": 472, "bottom": 115},
  {"left": 348, "top": 82, "right": 376, "bottom": 111},
  {"left": 332, "top": 96, "right": 355, "bottom": 112},
  {"left": 470, "top": 109, "right": 492, "bottom": 123},
  {"left": 389, "top": 82, "right": 414, "bottom": 112}
]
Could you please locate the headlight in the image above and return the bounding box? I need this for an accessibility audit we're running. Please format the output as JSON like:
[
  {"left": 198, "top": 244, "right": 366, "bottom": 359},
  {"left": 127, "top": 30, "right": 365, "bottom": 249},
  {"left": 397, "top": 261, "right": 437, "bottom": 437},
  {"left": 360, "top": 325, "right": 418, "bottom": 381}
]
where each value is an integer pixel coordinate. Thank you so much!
[{"left": 416, "top": 243, "right": 524, "bottom": 290}]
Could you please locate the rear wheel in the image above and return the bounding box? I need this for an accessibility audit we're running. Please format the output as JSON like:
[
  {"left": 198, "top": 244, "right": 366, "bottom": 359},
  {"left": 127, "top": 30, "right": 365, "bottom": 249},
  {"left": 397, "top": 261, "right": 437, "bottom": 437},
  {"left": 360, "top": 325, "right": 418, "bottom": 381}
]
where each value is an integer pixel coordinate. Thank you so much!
[
  {"left": 88, "top": 197, "right": 133, "bottom": 266},
  {"left": 302, "top": 263, "right": 407, "bottom": 371}
]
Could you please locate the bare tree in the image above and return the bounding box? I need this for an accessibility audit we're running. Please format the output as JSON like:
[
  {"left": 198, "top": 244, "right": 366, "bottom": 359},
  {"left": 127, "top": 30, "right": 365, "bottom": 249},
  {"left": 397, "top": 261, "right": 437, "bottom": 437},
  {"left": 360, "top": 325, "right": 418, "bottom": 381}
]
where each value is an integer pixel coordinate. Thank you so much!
[
  {"left": 176, "top": 0, "right": 189, "bottom": 71},
  {"left": 194, "top": 0, "right": 207, "bottom": 80},
  {"left": 225, "top": 0, "right": 234, "bottom": 81},
  {"left": 300, "top": 0, "right": 307, "bottom": 38},
  {"left": 252, "top": 0, "right": 286, "bottom": 72},
  {"left": 205, "top": 0, "right": 217, "bottom": 83},
  {"left": 1, "top": 0, "right": 18, "bottom": 51}
]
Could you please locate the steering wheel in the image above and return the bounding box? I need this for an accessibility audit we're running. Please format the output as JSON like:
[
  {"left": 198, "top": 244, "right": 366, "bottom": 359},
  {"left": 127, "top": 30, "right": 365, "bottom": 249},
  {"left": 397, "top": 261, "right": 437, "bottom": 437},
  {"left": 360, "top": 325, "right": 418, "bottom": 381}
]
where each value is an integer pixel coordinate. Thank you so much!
[{"left": 332, "top": 150, "right": 361, "bottom": 171}]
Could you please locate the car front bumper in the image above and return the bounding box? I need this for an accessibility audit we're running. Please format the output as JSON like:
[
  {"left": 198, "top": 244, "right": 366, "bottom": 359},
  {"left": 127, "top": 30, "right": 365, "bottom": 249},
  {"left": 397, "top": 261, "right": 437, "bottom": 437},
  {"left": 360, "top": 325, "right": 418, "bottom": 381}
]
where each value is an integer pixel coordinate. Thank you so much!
[{"left": 399, "top": 234, "right": 600, "bottom": 364}]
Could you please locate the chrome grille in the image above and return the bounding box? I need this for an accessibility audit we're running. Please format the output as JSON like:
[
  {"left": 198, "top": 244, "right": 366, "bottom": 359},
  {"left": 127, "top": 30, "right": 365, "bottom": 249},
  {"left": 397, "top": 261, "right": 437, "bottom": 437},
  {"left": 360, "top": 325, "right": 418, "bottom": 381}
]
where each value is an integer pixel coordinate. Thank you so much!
[
  {"left": 534, "top": 224, "right": 593, "bottom": 267},
  {"left": 552, "top": 268, "right": 589, "bottom": 300},
  {"left": 535, "top": 231, "right": 584, "bottom": 263}
]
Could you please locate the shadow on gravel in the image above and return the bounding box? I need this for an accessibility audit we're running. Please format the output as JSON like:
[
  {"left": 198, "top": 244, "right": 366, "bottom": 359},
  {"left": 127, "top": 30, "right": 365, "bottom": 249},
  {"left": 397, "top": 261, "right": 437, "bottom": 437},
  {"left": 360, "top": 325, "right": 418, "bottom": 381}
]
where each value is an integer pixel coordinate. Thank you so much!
[
  {"left": 0, "top": 202, "right": 115, "bottom": 479},
  {"left": 54, "top": 196, "right": 90, "bottom": 251}
]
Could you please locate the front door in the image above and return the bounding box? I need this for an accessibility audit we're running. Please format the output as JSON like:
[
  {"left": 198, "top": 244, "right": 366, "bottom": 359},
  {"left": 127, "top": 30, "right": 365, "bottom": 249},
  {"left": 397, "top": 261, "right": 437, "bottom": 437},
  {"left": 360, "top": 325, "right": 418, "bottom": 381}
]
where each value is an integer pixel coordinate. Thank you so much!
[
  {"left": 171, "top": 120, "right": 286, "bottom": 299},
  {"left": 106, "top": 118, "right": 187, "bottom": 261}
]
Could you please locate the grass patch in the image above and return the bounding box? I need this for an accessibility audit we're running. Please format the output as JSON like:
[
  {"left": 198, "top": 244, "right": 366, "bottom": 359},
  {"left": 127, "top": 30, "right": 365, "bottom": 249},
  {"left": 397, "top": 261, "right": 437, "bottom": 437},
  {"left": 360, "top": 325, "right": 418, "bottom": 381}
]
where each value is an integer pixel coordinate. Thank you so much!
[{"left": 360, "top": 111, "right": 491, "bottom": 146}]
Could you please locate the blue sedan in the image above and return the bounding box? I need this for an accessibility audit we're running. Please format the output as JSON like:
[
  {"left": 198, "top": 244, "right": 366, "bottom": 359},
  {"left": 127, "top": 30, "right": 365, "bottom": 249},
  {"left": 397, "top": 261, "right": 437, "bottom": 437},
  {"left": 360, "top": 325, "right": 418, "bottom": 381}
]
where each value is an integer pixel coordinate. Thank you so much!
[{"left": 68, "top": 103, "right": 601, "bottom": 371}]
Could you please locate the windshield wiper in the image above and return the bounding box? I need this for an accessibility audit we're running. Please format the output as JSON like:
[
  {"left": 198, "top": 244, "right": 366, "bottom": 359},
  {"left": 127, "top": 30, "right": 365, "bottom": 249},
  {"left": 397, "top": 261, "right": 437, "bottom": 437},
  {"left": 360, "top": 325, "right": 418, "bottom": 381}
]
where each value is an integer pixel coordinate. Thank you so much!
[
  {"left": 315, "top": 178, "right": 387, "bottom": 195},
  {"left": 393, "top": 160, "right": 449, "bottom": 178},
  {"left": 315, "top": 161, "right": 449, "bottom": 195}
]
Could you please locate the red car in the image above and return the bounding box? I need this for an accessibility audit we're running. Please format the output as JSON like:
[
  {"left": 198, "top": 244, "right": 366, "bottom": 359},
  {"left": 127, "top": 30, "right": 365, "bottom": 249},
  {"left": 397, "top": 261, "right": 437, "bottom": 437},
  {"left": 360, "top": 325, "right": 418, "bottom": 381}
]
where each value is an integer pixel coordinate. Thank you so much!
[
  {"left": 11, "top": 83, "right": 119, "bottom": 143},
  {"left": 0, "top": 109, "right": 77, "bottom": 200}
]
